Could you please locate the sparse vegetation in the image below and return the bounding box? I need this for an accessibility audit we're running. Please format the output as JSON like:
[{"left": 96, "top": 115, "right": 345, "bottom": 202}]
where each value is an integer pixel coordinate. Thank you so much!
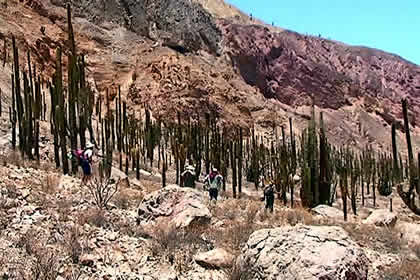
[
  {"left": 0, "top": 1, "right": 419, "bottom": 280},
  {"left": 84, "top": 175, "right": 119, "bottom": 210},
  {"left": 77, "top": 208, "right": 108, "bottom": 228},
  {"left": 148, "top": 222, "right": 210, "bottom": 273},
  {"left": 383, "top": 258, "right": 420, "bottom": 280}
]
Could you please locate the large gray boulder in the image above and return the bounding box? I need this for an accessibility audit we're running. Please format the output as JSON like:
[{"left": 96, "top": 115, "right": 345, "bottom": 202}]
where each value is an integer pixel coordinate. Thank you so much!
[
  {"left": 363, "top": 209, "right": 397, "bottom": 228},
  {"left": 137, "top": 185, "right": 211, "bottom": 228},
  {"left": 236, "top": 225, "right": 369, "bottom": 280},
  {"left": 311, "top": 204, "right": 343, "bottom": 220}
]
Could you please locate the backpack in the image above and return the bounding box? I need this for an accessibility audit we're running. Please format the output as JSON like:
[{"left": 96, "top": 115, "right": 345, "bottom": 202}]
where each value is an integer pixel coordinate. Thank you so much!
[
  {"left": 264, "top": 185, "right": 274, "bottom": 196},
  {"left": 74, "top": 149, "right": 84, "bottom": 159}
]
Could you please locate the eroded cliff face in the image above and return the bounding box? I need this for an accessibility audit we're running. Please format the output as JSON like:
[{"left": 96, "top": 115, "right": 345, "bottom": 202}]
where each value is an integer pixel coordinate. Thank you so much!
[
  {"left": 51, "top": 0, "right": 223, "bottom": 54},
  {"left": 221, "top": 22, "right": 420, "bottom": 125}
]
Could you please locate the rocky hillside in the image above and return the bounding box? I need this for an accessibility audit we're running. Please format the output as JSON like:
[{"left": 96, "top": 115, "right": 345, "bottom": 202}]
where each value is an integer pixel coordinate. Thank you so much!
[
  {"left": 0, "top": 0, "right": 419, "bottom": 153},
  {"left": 1, "top": 1, "right": 420, "bottom": 279}
]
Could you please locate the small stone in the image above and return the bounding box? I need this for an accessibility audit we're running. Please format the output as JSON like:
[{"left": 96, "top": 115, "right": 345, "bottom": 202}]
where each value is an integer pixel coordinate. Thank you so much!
[{"left": 80, "top": 254, "right": 96, "bottom": 267}]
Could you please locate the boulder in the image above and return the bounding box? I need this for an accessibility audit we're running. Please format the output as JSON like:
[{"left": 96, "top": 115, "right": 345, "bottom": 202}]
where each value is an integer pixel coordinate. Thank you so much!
[
  {"left": 110, "top": 167, "right": 129, "bottom": 188},
  {"left": 311, "top": 204, "right": 343, "bottom": 220},
  {"left": 137, "top": 185, "right": 211, "bottom": 228},
  {"left": 194, "top": 248, "right": 235, "bottom": 269},
  {"left": 236, "top": 225, "right": 369, "bottom": 280},
  {"left": 363, "top": 209, "right": 398, "bottom": 227}
]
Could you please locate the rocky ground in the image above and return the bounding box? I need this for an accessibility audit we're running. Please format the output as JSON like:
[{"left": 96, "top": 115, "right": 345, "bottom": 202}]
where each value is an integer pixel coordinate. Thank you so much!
[{"left": 0, "top": 137, "right": 419, "bottom": 279}]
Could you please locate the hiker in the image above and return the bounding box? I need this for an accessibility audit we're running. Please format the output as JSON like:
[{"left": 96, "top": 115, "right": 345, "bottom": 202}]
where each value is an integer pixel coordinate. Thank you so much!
[
  {"left": 262, "top": 182, "right": 277, "bottom": 213},
  {"left": 69, "top": 141, "right": 95, "bottom": 184},
  {"left": 204, "top": 168, "right": 223, "bottom": 202},
  {"left": 181, "top": 165, "right": 196, "bottom": 188}
]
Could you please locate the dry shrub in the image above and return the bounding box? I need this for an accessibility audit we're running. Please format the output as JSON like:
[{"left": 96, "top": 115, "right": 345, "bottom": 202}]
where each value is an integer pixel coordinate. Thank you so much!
[
  {"left": 383, "top": 258, "right": 420, "bottom": 280},
  {"left": 286, "top": 207, "right": 315, "bottom": 226},
  {"left": 14, "top": 229, "right": 62, "bottom": 280},
  {"left": 113, "top": 218, "right": 150, "bottom": 239},
  {"left": 148, "top": 224, "right": 180, "bottom": 258},
  {"left": 1, "top": 151, "right": 22, "bottom": 167},
  {"left": 56, "top": 199, "right": 73, "bottom": 222},
  {"left": 226, "top": 263, "right": 254, "bottom": 280},
  {"left": 211, "top": 219, "right": 259, "bottom": 254},
  {"left": 113, "top": 191, "right": 130, "bottom": 209},
  {"left": 42, "top": 174, "right": 59, "bottom": 194},
  {"left": 85, "top": 176, "right": 119, "bottom": 209},
  {"left": 148, "top": 221, "right": 210, "bottom": 271},
  {"left": 224, "top": 221, "right": 255, "bottom": 253},
  {"left": 0, "top": 194, "right": 19, "bottom": 210},
  {"left": 212, "top": 199, "right": 243, "bottom": 221},
  {"left": 77, "top": 209, "right": 108, "bottom": 228},
  {"left": 256, "top": 206, "right": 315, "bottom": 228},
  {"left": 61, "top": 225, "right": 84, "bottom": 264},
  {"left": 112, "top": 188, "right": 144, "bottom": 210},
  {"left": 5, "top": 184, "right": 19, "bottom": 200},
  {"left": 27, "top": 160, "right": 41, "bottom": 170},
  {"left": 412, "top": 243, "right": 420, "bottom": 259}
]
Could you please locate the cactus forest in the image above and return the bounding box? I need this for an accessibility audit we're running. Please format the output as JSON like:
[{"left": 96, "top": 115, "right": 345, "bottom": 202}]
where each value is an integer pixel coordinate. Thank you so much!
[{"left": 3, "top": 4, "right": 420, "bottom": 220}]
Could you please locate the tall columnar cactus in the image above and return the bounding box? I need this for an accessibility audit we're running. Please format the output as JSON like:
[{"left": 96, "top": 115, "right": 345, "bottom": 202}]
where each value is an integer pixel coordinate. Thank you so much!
[
  {"left": 319, "top": 112, "right": 331, "bottom": 205},
  {"left": 12, "top": 36, "right": 24, "bottom": 153},
  {"left": 49, "top": 80, "right": 60, "bottom": 168},
  {"left": 55, "top": 47, "right": 69, "bottom": 174},
  {"left": 2, "top": 38, "right": 6, "bottom": 67},
  {"left": 289, "top": 117, "right": 297, "bottom": 175},
  {"left": 231, "top": 140, "right": 237, "bottom": 198},
  {"left": 300, "top": 105, "right": 320, "bottom": 208},
  {"left": 238, "top": 127, "right": 243, "bottom": 196},
  {"left": 10, "top": 74, "right": 16, "bottom": 150},
  {"left": 205, "top": 113, "right": 210, "bottom": 174},
  {"left": 402, "top": 98, "right": 416, "bottom": 190},
  {"left": 397, "top": 99, "right": 420, "bottom": 215},
  {"left": 391, "top": 122, "right": 399, "bottom": 181}
]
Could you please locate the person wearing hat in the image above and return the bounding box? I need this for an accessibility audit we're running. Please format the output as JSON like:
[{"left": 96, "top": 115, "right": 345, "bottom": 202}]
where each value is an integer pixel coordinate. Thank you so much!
[
  {"left": 80, "top": 141, "right": 95, "bottom": 183},
  {"left": 83, "top": 141, "right": 95, "bottom": 163},
  {"left": 204, "top": 168, "right": 223, "bottom": 202},
  {"left": 262, "top": 180, "right": 279, "bottom": 213},
  {"left": 181, "top": 165, "right": 196, "bottom": 188}
]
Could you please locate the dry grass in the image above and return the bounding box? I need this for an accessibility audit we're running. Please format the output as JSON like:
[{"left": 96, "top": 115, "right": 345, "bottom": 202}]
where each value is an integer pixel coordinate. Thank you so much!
[
  {"left": 112, "top": 188, "right": 143, "bottom": 210},
  {"left": 42, "top": 174, "right": 60, "bottom": 195},
  {"left": 413, "top": 243, "right": 420, "bottom": 259},
  {"left": 77, "top": 208, "right": 108, "bottom": 228},
  {"left": 60, "top": 225, "right": 85, "bottom": 264},
  {"left": 113, "top": 219, "right": 151, "bottom": 239},
  {"left": 12, "top": 228, "right": 62, "bottom": 280},
  {"left": 0, "top": 151, "right": 22, "bottom": 168},
  {"left": 226, "top": 264, "right": 254, "bottom": 280},
  {"left": 209, "top": 198, "right": 319, "bottom": 255},
  {"left": 343, "top": 223, "right": 403, "bottom": 254},
  {"left": 148, "top": 221, "right": 210, "bottom": 272},
  {"left": 383, "top": 258, "right": 420, "bottom": 280},
  {"left": 56, "top": 198, "right": 73, "bottom": 222}
]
